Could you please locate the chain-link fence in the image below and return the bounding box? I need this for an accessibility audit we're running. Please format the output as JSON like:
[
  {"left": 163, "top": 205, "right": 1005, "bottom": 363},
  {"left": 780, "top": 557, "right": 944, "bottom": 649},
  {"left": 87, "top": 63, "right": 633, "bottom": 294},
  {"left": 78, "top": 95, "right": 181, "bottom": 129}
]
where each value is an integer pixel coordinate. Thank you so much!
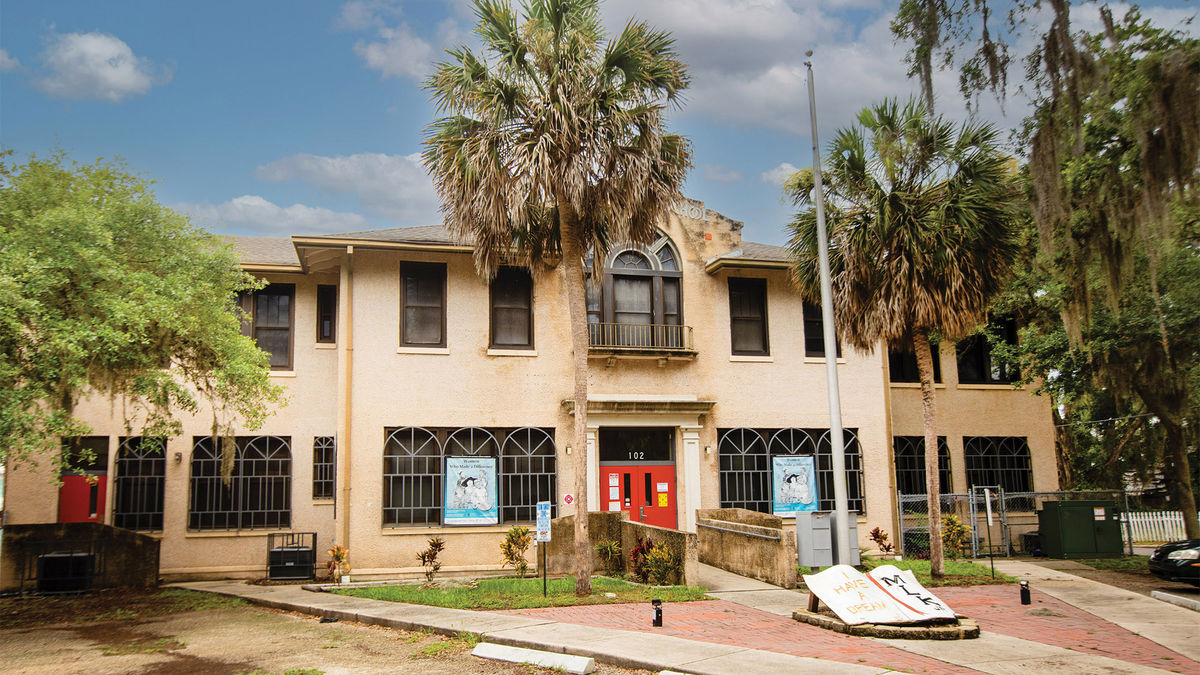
[{"left": 896, "top": 488, "right": 1133, "bottom": 559}]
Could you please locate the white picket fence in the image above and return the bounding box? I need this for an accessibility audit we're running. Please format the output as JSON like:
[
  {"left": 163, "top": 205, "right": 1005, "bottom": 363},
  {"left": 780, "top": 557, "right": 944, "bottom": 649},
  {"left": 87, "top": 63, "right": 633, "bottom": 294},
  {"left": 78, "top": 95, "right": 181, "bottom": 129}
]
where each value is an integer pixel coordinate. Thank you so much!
[{"left": 1122, "top": 510, "right": 1198, "bottom": 543}]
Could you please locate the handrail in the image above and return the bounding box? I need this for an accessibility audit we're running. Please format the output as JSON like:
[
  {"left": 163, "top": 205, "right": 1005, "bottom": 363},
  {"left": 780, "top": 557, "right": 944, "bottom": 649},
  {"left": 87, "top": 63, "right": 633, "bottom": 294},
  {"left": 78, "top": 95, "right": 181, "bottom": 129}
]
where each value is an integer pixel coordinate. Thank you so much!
[
  {"left": 696, "top": 521, "right": 782, "bottom": 541},
  {"left": 587, "top": 322, "right": 694, "bottom": 351}
]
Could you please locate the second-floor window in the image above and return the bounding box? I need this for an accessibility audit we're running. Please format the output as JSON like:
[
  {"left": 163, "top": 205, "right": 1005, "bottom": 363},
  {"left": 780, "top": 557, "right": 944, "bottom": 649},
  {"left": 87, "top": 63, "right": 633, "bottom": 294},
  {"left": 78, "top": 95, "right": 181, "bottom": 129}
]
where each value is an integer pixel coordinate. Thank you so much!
[
  {"left": 241, "top": 283, "right": 294, "bottom": 369},
  {"left": 586, "top": 233, "right": 684, "bottom": 348},
  {"left": 316, "top": 285, "right": 337, "bottom": 343},
  {"left": 956, "top": 316, "right": 1018, "bottom": 384},
  {"left": 802, "top": 301, "right": 841, "bottom": 358},
  {"left": 889, "top": 345, "right": 942, "bottom": 383},
  {"left": 728, "top": 277, "right": 768, "bottom": 355},
  {"left": 490, "top": 267, "right": 533, "bottom": 349},
  {"left": 401, "top": 262, "right": 446, "bottom": 347}
]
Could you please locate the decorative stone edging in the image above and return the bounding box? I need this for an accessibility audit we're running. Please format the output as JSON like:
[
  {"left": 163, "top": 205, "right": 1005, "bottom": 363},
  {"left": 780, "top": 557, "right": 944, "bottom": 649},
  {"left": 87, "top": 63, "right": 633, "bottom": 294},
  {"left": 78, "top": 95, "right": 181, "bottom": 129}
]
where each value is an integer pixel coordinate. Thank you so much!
[{"left": 791, "top": 609, "right": 980, "bottom": 640}]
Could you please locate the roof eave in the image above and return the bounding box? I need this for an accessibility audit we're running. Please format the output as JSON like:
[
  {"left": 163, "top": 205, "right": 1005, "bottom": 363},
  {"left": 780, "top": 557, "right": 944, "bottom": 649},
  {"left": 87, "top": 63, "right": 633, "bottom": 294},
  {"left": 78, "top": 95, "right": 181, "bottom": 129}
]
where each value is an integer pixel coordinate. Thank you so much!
[{"left": 704, "top": 257, "right": 791, "bottom": 274}]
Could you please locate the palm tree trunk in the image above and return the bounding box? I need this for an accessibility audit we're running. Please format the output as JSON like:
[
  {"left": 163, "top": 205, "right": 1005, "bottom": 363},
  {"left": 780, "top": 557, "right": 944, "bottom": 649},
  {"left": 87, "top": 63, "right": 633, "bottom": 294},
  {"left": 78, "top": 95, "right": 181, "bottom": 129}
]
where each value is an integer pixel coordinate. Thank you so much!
[
  {"left": 557, "top": 194, "right": 593, "bottom": 596},
  {"left": 914, "top": 332, "right": 944, "bottom": 578}
]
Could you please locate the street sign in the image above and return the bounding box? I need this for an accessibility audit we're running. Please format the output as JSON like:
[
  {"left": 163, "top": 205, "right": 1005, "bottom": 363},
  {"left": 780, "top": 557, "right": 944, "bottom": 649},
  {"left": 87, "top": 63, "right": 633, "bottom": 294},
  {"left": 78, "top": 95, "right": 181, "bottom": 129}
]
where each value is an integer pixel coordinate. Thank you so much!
[
  {"left": 984, "top": 489, "right": 994, "bottom": 527},
  {"left": 536, "top": 501, "right": 551, "bottom": 542}
]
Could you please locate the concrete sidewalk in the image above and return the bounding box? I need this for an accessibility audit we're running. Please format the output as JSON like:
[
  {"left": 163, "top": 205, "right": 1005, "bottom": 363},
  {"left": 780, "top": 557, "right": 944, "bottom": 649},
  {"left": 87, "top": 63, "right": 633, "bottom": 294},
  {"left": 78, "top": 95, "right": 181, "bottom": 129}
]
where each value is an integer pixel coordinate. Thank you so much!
[{"left": 176, "top": 561, "right": 1200, "bottom": 675}]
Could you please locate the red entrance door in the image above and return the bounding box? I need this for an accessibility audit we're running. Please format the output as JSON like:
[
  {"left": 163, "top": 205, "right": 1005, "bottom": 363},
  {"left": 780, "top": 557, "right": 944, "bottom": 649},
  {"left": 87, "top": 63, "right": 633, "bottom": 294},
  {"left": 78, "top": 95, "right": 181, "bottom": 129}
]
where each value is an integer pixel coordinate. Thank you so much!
[
  {"left": 601, "top": 465, "right": 676, "bottom": 529},
  {"left": 58, "top": 436, "right": 108, "bottom": 523}
]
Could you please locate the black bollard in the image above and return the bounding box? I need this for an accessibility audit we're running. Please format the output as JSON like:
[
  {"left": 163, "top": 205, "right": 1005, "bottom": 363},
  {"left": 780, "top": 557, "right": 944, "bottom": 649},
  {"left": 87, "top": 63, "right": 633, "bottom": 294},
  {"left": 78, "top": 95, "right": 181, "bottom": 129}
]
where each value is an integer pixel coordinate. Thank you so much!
[
  {"left": 651, "top": 599, "right": 663, "bottom": 627},
  {"left": 1020, "top": 580, "right": 1031, "bottom": 605}
]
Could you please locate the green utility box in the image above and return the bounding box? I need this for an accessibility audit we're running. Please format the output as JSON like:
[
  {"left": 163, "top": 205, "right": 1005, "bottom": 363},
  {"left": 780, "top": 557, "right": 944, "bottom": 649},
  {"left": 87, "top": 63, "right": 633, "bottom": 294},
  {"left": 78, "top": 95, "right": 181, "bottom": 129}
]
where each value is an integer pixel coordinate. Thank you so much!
[{"left": 1037, "top": 500, "right": 1124, "bottom": 559}]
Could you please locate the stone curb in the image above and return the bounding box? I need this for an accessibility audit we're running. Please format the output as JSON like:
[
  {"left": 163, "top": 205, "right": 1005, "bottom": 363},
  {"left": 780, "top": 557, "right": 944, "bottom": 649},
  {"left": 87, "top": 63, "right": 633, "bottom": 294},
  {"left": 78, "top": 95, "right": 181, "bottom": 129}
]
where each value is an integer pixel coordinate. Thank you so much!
[
  {"left": 1150, "top": 590, "right": 1200, "bottom": 613},
  {"left": 791, "top": 609, "right": 980, "bottom": 640}
]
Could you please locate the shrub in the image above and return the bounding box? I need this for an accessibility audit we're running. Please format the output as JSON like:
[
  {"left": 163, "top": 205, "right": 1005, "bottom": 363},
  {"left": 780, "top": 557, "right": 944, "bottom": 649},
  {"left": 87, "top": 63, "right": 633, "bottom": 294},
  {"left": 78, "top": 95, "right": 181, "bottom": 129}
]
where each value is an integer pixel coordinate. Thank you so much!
[
  {"left": 327, "top": 545, "right": 350, "bottom": 581},
  {"left": 645, "top": 542, "right": 682, "bottom": 586},
  {"left": 417, "top": 536, "right": 446, "bottom": 582},
  {"left": 868, "top": 527, "right": 895, "bottom": 554},
  {"left": 629, "top": 536, "right": 654, "bottom": 583},
  {"left": 500, "top": 526, "right": 533, "bottom": 578},
  {"left": 594, "top": 539, "right": 622, "bottom": 577},
  {"left": 942, "top": 515, "right": 972, "bottom": 559}
]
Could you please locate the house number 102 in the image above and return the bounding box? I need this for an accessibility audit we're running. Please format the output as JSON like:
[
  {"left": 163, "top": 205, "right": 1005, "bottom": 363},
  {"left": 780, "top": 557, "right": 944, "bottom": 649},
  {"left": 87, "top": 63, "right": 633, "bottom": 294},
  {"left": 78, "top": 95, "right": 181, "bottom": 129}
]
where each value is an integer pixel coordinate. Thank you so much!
[{"left": 627, "top": 451, "right": 645, "bottom": 460}]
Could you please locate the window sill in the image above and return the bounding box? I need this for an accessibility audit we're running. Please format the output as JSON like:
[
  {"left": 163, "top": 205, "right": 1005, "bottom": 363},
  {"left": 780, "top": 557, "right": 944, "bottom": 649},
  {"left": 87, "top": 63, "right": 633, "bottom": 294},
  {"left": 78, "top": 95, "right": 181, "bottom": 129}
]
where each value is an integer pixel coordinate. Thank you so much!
[
  {"left": 382, "top": 524, "right": 515, "bottom": 535},
  {"left": 487, "top": 348, "right": 537, "bottom": 357},
  {"left": 184, "top": 529, "right": 292, "bottom": 538},
  {"left": 957, "top": 383, "right": 1022, "bottom": 390},
  {"left": 314, "top": 343, "right": 337, "bottom": 350},
  {"left": 312, "top": 499, "right": 335, "bottom": 505},
  {"left": 803, "top": 357, "right": 847, "bottom": 364},
  {"left": 889, "top": 382, "right": 947, "bottom": 389},
  {"left": 269, "top": 371, "right": 296, "bottom": 378},
  {"left": 397, "top": 346, "right": 450, "bottom": 355},
  {"left": 730, "top": 354, "right": 773, "bottom": 363}
]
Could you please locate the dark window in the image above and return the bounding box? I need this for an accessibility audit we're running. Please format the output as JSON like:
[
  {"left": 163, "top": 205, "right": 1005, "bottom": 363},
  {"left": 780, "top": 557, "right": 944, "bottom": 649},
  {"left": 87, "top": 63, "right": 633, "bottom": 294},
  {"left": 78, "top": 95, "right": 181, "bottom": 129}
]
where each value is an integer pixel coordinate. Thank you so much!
[
  {"left": 490, "top": 267, "right": 533, "bottom": 349},
  {"left": 585, "top": 234, "right": 685, "bottom": 349},
  {"left": 956, "top": 316, "right": 1018, "bottom": 384},
  {"left": 598, "top": 427, "right": 674, "bottom": 463},
  {"left": 383, "top": 426, "right": 557, "bottom": 527},
  {"left": 401, "top": 263, "right": 446, "bottom": 347},
  {"left": 803, "top": 301, "right": 841, "bottom": 358},
  {"left": 889, "top": 346, "right": 942, "bottom": 383},
  {"left": 240, "top": 284, "right": 295, "bottom": 369},
  {"left": 189, "top": 436, "right": 291, "bottom": 530},
  {"left": 964, "top": 436, "right": 1032, "bottom": 493},
  {"left": 717, "top": 427, "right": 863, "bottom": 513},
  {"left": 62, "top": 436, "right": 108, "bottom": 475},
  {"left": 316, "top": 285, "right": 337, "bottom": 343},
  {"left": 114, "top": 437, "right": 165, "bottom": 531},
  {"left": 729, "top": 278, "right": 769, "bottom": 355},
  {"left": 893, "top": 436, "right": 952, "bottom": 495},
  {"left": 313, "top": 436, "right": 335, "bottom": 500}
]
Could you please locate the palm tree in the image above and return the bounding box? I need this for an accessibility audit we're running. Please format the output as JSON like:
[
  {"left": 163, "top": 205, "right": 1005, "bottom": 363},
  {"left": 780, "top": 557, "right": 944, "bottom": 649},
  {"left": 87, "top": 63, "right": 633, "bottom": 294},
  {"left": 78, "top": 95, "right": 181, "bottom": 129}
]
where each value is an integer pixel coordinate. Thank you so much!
[
  {"left": 786, "top": 98, "right": 1019, "bottom": 577},
  {"left": 422, "top": 0, "right": 691, "bottom": 595}
]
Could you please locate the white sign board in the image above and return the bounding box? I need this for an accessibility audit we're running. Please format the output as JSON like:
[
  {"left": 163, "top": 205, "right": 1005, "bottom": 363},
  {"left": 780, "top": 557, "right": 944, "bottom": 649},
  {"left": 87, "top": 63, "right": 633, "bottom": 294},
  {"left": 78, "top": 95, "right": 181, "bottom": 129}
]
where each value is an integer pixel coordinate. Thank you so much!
[
  {"left": 535, "top": 501, "right": 552, "bottom": 542},
  {"left": 984, "top": 488, "right": 994, "bottom": 527},
  {"left": 803, "top": 564, "right": 957, "bottom": 625}
]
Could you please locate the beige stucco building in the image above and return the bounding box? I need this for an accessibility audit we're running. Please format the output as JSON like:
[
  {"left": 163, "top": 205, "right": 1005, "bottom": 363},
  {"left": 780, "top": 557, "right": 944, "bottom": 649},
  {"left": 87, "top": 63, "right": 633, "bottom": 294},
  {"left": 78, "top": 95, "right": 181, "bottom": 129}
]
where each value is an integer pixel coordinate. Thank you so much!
[{"left": 2, "top": 201, "right": 1058, "bottom": 580}]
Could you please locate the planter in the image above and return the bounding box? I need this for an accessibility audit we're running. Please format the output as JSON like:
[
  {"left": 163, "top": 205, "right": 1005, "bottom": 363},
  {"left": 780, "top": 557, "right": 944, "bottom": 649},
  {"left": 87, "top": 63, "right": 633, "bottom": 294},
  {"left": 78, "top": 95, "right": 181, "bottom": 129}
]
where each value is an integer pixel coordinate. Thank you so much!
[{"left": 340, "top": 575, "right": 351, "bottom": 584}]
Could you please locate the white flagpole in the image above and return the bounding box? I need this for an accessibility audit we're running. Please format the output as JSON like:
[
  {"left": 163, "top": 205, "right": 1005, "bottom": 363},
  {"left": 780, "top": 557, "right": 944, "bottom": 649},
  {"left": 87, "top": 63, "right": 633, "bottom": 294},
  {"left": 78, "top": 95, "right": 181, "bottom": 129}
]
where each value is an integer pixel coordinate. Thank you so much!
[{"left": 805, "top": 53, "right": 851, "bottom": 564}]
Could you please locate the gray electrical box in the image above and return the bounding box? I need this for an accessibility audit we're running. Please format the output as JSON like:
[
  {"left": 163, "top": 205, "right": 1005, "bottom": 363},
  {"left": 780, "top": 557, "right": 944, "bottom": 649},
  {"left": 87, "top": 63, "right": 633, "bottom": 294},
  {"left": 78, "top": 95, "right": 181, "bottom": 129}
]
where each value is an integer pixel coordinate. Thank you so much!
[
  {"left": 795, "top": 511, "right": 834, "bottom": 568},
  {"left": 829, "top": 510, "right": 861, "bottom": 566}
]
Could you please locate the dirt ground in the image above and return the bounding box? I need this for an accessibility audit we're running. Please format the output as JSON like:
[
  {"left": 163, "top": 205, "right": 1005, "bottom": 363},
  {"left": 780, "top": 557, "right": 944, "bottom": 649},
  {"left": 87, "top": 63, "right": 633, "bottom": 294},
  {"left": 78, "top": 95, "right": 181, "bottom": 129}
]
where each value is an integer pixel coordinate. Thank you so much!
[
  {"left": 1028, "top": 558, "right": 1200, "bottom": 599},
  {"left": 0, "top": 598, "right": 654, "bottom": 675}
]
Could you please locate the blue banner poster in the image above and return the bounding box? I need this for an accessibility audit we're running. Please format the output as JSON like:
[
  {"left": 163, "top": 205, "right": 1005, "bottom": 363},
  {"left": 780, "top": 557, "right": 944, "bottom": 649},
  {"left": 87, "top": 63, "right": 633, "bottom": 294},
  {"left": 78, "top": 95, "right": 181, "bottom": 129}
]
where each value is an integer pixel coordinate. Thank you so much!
[
  {"left": 444, "top": 456, "right": 499, "bottom": 525},
  {"left": 772, "top": 455, "right": 818, "bottom": 516}
]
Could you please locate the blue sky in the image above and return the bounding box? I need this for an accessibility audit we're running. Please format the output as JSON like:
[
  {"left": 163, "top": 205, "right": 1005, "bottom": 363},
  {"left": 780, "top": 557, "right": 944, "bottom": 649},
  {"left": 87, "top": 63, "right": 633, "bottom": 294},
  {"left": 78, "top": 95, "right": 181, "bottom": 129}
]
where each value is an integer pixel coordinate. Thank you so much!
[{"left": 2, "top": 1, "right": 1195, "bottom": 246}]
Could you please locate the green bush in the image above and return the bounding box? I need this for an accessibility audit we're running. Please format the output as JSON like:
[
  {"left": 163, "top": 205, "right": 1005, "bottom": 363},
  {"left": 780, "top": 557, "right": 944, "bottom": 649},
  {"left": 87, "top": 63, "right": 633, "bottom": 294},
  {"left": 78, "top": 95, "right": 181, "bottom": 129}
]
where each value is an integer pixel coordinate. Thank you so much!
[
  {"left": 417, "top": 537, "right": 445, "bottom": 582},
  {"left": 629, "top": 536, "right": 654, "bottom": 583},
  {"left": 594, "top": 539, "right": 622, "bottom": 577},
  {"left": 942, "top": 515, "right": 972, "bottom": 559},
  {"left": 499, "top": 526, "right": 532, "bottom": 577},
  {"left": 645, "top": 542, "right": 682, "bottom": 586}
]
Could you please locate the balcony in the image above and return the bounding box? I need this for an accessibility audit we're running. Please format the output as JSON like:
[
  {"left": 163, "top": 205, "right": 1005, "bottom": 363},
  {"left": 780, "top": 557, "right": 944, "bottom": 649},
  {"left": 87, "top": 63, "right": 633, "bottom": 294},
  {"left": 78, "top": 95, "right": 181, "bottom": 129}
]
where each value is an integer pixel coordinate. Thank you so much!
[{"left": 587, "top": 322, "right": 697, "bottom": 363}]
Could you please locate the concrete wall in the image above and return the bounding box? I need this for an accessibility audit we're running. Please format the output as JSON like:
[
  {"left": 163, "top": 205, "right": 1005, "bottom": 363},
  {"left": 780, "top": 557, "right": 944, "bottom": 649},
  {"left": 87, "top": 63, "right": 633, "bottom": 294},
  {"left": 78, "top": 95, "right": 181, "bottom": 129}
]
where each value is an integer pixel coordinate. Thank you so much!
[
  {"left": 696, "top": 508, "right": 798, "bottom": 588},
  {"left": 543, "top": 511, "right": 699, "bottom": 586},
  {"left": 1, "top": 522, "right": 160, "bottom": 593}
]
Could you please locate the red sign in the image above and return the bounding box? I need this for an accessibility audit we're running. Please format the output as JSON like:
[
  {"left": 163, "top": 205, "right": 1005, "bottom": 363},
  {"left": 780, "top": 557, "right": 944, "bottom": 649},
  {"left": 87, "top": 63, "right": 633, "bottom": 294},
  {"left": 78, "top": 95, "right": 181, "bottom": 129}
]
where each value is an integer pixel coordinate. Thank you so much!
[{"left": 563, "top": 494, "right": 574, "bottom": 505}]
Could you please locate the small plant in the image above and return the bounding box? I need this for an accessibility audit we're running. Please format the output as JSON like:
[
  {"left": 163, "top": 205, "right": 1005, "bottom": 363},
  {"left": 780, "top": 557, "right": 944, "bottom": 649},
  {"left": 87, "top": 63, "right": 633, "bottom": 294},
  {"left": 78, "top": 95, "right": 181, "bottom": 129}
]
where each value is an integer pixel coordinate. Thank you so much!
[
  {"left": 499, "top": 525, "right": 533, "bottom": 578},
  {"left": 327, "top": 545, "right": 350, "bottom": 581},
  {"left": 595, "top": 539, "right": 622, "bottom": 577},
  {"left": 629, "top": 536, "right": 654, "bottom": 583},
  {"left": 942, "top": 514, "right": 972, "bottom": 559},
  {"left": 417, "top": 536, "right": 445, "bottom": 583},
  {"left": 868, "top": 527, "right": 895, "bottom": 555},
  {"left": 644, "top": 542, "right": 682, "bottom": 586}
]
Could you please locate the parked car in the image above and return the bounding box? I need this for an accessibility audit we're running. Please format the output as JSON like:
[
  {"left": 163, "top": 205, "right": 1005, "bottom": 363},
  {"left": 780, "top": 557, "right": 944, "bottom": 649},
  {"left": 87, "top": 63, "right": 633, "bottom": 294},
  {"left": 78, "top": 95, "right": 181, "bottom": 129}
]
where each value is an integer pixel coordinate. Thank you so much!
[{"left": 1148, "top": 539, "right": 1200, "bottom": 586}]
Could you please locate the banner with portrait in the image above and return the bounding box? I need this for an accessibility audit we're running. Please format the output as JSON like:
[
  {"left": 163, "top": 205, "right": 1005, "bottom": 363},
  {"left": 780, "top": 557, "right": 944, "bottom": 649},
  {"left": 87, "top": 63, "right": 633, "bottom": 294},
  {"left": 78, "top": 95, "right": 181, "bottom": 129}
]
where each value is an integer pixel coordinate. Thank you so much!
[
  {"left": 444, "top": 456, "right": 498, "bottom": 525},
  {"left": 772, "top": 454, "right": 818, "bottom": 516}
]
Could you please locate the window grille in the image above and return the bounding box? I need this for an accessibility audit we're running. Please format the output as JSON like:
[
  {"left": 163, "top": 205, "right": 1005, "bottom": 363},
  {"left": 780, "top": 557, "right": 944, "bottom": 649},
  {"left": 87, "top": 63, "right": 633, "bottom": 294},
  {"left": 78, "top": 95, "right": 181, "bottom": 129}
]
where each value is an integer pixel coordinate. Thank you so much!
[
  {"left": 113, "top": 437, "right": 165, "bottom": 531},
  {"left": 718, "top": 427, "right": 863, "bottom": 513},
  {"left": 313, "top": 436, "right": 335, "bottom": 500},
  {"left": 893, "top": 436, "right": 952, "bottom": 495},
  {"left": 965, "top": 436, "right": 1032, "bottom": 493},
  {"left": 383, "top": 426, "right": 556, "bottom": 527},
  {"left": 501, "top": 427, "right": 557, "bottom": 523},
  {"left": 188, "top": 436, "right": 291, "bottom": 530}
]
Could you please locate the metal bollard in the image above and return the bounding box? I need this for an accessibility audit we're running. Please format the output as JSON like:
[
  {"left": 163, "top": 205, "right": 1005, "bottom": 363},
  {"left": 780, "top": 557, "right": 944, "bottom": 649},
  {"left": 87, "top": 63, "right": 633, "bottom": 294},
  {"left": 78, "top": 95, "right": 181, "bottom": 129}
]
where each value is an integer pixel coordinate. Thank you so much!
[
  {"left": 651, "top": 599, "right": 663, "bottom": 627},
  {"left": 1020, "top": 580, "right": 1031, "bottom": 605}
]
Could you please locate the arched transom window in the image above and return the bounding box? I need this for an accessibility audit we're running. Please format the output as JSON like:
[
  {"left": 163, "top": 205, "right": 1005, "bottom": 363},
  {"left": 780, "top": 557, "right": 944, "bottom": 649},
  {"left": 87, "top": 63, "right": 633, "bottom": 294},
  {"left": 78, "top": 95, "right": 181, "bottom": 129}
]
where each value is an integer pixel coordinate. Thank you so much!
[{"left": 586, "top": 232, "right": 684, "bottom": 348}]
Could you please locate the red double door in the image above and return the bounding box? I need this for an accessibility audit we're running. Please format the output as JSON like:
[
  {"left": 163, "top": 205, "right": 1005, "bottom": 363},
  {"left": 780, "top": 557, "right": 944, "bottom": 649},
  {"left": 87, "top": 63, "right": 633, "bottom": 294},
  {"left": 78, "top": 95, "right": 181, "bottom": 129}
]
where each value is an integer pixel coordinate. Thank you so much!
[{"left": 601, "top": 464, "right": 677, "bottom": 529}]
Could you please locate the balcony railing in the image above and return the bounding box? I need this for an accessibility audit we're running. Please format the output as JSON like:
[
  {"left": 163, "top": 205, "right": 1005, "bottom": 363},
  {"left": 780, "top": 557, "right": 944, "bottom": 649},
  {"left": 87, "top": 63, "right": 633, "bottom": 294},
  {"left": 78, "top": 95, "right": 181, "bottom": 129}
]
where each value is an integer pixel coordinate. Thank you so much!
[{"left": 587, "top": 322, "right": 695, "bottom": 353}]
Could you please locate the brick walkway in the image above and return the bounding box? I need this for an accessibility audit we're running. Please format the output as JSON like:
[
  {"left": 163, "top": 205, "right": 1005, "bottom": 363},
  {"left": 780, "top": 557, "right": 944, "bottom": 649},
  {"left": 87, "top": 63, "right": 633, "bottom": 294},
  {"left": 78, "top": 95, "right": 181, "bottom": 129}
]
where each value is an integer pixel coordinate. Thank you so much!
[{"left": 500, "top": 587, "right": 1200, "bottom": 674}]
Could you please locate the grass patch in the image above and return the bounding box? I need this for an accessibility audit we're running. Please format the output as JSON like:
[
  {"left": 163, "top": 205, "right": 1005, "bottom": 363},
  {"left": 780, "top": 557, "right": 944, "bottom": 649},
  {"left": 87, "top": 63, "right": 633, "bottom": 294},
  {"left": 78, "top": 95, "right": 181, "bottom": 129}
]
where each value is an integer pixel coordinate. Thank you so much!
[
  {"left": 334, "top": 576, "right": 708, "bottom": 610},
  {"left": 1075, "top": 556, "right": 1150, "bottom": 575},
  {"left": 100, "top": 637, "right": 186, "bottom": 656},
  {"left": 0, "top": 588, "right": 245, "bottom": 629},
  {"left": 860, "top": 557, "right": 1017, "bottom": 586}
]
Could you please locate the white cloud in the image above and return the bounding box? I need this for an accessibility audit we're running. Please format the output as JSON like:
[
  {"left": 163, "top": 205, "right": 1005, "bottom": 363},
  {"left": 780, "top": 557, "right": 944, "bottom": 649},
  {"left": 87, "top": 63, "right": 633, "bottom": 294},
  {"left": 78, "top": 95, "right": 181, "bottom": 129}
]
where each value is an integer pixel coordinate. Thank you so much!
[
  {"left": 254, "top": 152, "right": 440, "bottom": 224},
  {"left": 0, "top": 48, "right": 20, "bottom": 72},
  {"left": 353, "top": 22, "right": 434, "bottom": 81},
  {"left": 335, "top": 0, "right": 404, "bottom": 31},
  {"left": 761, "top": 162, "right": 800, "bottom": 187},
  {"left": 177, "top": 195, "right": 367, "bottom": 236},
  {"left": 701, "top": 164, "right": 742, "bottom": 183},
  {"left": 33, "top": 31, "right": 171, "bottom": 102}
]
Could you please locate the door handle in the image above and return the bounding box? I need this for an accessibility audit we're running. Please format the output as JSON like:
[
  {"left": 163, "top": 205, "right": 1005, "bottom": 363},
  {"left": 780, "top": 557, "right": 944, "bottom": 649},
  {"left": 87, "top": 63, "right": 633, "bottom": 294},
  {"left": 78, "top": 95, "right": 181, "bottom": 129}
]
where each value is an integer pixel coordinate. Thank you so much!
[{"left": 639, "top": 506, "right": 645, "bottom": 521}]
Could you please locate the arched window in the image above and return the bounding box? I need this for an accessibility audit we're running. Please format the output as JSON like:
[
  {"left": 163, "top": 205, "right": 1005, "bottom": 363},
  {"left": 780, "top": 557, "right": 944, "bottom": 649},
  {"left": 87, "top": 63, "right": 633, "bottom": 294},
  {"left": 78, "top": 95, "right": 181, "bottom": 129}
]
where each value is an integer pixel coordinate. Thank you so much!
[
  {"left": 383, "top": 427, "right": 441, "bottom": 526},
  {"left": 717, "top": 427, "right": 864, "bottom": 514},
  {"left": 188, "top": 436, "right": 291, "bottom": 530},
  {"left": 114, "top": 437, "right": 165, "bottom": 532},
  {"left": 586, "top": 232, "right": 684, "bottom": 348},
  {"left": 501, "top": 427, "right": 557, "bottom": 522}
]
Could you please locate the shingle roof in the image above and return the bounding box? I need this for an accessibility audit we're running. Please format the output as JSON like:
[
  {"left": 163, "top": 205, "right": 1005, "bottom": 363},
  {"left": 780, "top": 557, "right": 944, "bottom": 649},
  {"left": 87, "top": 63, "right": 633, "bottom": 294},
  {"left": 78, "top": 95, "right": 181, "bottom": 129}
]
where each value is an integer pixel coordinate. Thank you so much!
[
  {"left": 740, "top": 241, "right": 789, "bottom": 261},
  {"left": 226, "top": 236, "right": 299, "bottom": 266},
  {"left": 316, "top": 224, "right": 469, "bottom": 245}
]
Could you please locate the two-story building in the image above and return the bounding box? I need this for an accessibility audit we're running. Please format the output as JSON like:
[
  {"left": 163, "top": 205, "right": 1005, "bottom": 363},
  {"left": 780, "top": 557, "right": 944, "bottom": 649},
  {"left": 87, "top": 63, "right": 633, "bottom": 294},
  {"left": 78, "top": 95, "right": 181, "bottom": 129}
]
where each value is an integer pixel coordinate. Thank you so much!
[{"left": 2, "top": 200, "right": 1058, "bottom": 580}]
